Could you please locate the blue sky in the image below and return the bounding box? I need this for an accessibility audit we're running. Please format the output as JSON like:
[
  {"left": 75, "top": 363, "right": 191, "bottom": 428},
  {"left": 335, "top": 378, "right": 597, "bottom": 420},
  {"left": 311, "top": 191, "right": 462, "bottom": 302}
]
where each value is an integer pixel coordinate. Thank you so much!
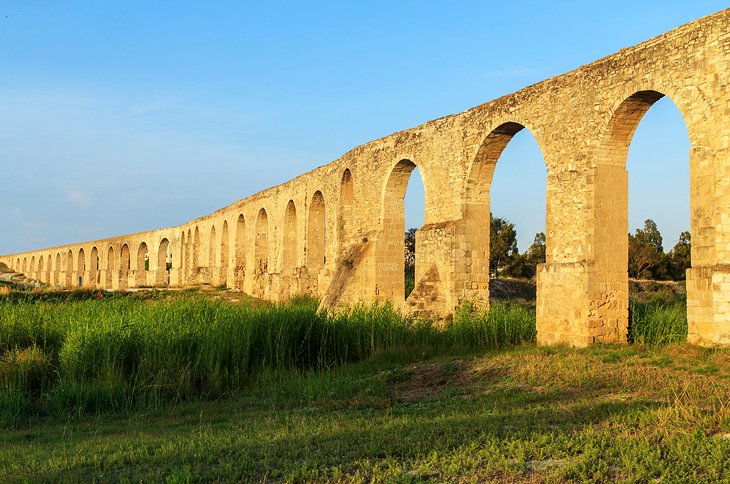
[{"left": 0, "top": 1, "right": 724, "bottom": 255}]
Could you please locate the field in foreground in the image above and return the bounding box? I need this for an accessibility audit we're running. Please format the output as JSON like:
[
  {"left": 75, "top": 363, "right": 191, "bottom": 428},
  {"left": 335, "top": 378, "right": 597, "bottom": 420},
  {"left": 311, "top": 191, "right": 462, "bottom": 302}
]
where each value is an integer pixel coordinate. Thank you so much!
[
  {"left": 0, "top": 286, "right": 722, "bottom": 482},
  {"left": 1, "top": 342, "right": 729, "bottom": 482}
]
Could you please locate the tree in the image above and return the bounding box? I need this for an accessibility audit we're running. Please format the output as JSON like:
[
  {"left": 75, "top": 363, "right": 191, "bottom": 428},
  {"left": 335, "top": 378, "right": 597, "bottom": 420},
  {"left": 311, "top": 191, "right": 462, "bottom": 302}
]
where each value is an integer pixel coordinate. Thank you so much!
[
  {"left": 628, "top": 219, "right": 664, "bottom": 279},
  {"left": 508, "top": 232, "right": 547, "bottom": 279},
  {"left": 525, "top": 232, "right": 546, "bottom": 265},
  {"left": 404, "top": 228, "right": 416, "bottom": 297},
  {"left": 668, "top": 231, "right": 691, "bottom": 280},
  {"left": 490, "top": 214, "right": 518, "bottom": 277}
]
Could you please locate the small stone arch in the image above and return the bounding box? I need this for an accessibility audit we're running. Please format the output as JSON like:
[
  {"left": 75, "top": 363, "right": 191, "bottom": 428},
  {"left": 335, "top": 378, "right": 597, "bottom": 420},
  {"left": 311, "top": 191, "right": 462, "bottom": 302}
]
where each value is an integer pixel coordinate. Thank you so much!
[
  {"left": 136, "top": 242, "right": 148, "bottom": 287},
  {"left": 37, "top": 255, "right": 45, "bottom": 283},
  {"left": 120, "top": 244, "right": 130, "bottom": 290},
  {"left": 185, "top": 229, "right": 193, "bottom": 284},
  {"left": 307, "top": 191, "right": 326, "bottom": 286},
  {"left": 54, "top": 253, "right": 61, "bottom": 285},
  {"left": 77, "top": 248, "right": 86, "bottom": 288},
  {"left": 235, "top": 214, "right": 246, "bottom": 290},
  {"left": 90, "top": 247, "right": 99, "bottom": 287},
  {"left": 377, "top": 159, "right": 429, "bottom": 306},
  {"left": 283, "top": 200, "right": 298, "bottom": 276},
  {"left": 106, "top": 246, "right": 115, "bottom": 289},
  {"left": 338, "top": 168, "right": 354, "bottom": 251},
  {"left": 254, "top": 208, "right": 269, "bottom": 296},
  {"left": 220, "top": 220, "right": 229, "bottom": 287},
  {"left": 157, "top": 238, "right": 170, "bottom": 286},
  {"left": 207, "top": 225, "right": 216, "bottom": 284},
  {"left": 66, "top": 250, "right": 73, "bottom": 287},
  {"left": 193, "top": 226, "right": 201, "bottom": 280}
]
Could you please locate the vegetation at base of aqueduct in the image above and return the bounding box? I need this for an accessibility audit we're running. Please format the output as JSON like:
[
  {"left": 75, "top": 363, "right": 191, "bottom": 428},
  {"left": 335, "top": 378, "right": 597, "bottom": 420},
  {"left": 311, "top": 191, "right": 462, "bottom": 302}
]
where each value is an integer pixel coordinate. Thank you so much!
[
  {"left": 2, "top": 328, "right": 728, "bottom": 481},
  {"left": 0, "top": 291, "right": 537, "bottom": 428}
]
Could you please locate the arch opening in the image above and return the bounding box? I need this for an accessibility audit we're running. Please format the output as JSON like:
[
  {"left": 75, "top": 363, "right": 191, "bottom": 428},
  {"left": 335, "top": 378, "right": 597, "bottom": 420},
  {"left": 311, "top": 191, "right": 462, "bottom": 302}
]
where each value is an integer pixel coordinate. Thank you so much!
[
  {"left": 283, "top": 200, "right": 298, "bottom": 284},
  {"left": 596, "top": 91, "right": 691, "bottom": 343},
  {"left": 106, "top": 246, "right": 115, "bottom": 288},
  {"left": 462, "top": 122, "right": 547, "bottom": 310},
  {"left": 338, "top": 169, "right": 354, "bottom": 251},
  {"left": 185, "top": 229, "right": 192, "bottom": 285},
  {"left": 193, "top": 227, "right": 201, "bottom": 283},
  {"left": 207, "top": 225, "right": 216, "bottom": 285},
  {"left": 66, "top": 250, "right": 73, "bottom": 287},
  {"left": 235, "top": 214, "right": 246, "bottom": 290},
  {"left": 38, "top": 255, "right": 45, "bottom": 283},
  {"left": 90, "top": 247, "right": 99, "bottom": 287},
  {"left": 120, "top": 244, "right": 130, "bottom": 290},
  {"left": 77, "top": 249, "right": 86, "bottom": 288},
  {"left": 381, "top": 159, "right": 426, "bottom": 305},
  {"left": 307, "top": 191, "right": 326, "bottom": 293},
  {"left": 157, "top": 238, "right": 171, "bottom": 286},
  {"left": 136, "top": 242, "right": 148, "bottom": 287},
  {"left": 54, "top": 253, "right": 61, "bottom": 285},
  {"left": 220, "top": 221, "right": 229, "bottom": 287},
  {"left": 254, "top": 208, "right": 269, "bottom": 296}
]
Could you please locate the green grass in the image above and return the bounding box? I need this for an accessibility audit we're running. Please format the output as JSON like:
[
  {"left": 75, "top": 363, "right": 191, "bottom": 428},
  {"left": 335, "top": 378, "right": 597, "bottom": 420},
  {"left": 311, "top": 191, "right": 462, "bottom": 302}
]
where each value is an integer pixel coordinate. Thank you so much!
[
  {"left": 0, "top": 288, "right": 714, "bottom": 481},
  {"left": 629, "top": 292, "right": 687, "bottom": 345},
  {"left": 0, "top": 292, "right": 535, "bottom": 428},
  {"left": 1, "top": 343, "right": 728, "bottom": 482}
]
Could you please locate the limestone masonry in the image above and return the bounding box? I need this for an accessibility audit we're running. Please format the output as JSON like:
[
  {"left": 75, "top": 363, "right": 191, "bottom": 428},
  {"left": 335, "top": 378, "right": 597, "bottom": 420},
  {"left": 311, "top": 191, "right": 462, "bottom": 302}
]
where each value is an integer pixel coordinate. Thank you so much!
[{"left": 4, "top": 10, "right": 730, "bottom": 346}]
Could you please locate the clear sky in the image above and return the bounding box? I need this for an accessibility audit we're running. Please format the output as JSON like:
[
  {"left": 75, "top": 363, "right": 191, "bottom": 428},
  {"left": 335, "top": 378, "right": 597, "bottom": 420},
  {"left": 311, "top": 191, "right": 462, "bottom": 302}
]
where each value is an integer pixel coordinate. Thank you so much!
[{"left": 1, "top": 1, "right": 724, "bottom": 255}]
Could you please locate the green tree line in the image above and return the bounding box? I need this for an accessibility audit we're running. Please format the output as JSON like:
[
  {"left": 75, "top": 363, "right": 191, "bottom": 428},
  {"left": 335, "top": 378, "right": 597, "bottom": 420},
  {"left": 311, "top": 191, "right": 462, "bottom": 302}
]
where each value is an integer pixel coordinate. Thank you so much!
[{"left": 405, "top": 216, "right": 691, "bottom": 290}]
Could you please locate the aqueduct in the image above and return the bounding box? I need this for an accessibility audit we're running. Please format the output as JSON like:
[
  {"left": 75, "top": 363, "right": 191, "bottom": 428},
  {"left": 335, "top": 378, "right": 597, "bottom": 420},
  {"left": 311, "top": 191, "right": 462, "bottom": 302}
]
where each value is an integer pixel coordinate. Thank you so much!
[{"left": 3, "top": 10, "right": 730, "bottom": 346}]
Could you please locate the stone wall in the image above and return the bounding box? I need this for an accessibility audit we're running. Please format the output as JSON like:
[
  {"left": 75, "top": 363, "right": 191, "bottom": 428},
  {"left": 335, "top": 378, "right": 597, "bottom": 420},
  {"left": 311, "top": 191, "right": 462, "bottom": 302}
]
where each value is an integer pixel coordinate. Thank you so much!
[{"left": 3, "top": 9, "right": 730, "bottom": 346}]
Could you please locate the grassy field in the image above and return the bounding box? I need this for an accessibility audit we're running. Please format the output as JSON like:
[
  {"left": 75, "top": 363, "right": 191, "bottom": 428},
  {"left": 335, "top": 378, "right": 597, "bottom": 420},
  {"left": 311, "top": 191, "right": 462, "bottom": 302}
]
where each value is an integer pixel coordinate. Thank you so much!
[
  {"left": 1, "top": 287, "right": 727, "bottom": 482},
  {"left": 1, "top": 342, "right": 729, "bottom": 482}
]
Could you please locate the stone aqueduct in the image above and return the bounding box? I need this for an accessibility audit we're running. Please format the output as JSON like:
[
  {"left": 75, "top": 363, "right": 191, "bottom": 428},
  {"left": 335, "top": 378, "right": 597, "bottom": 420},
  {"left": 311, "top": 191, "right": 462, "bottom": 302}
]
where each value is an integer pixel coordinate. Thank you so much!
[{"left": 3, "top": 10, "right": 730, "bottom": 347}]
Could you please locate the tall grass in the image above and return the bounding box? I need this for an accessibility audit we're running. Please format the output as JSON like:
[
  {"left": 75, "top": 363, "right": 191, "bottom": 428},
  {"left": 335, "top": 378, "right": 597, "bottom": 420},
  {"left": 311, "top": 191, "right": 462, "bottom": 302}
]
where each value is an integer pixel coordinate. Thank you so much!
[
  {"left": 448, "top": 301, "right": 536, "bottom": 348},
  {"left": 0, "top": 294, "right": 537, "bottom": 426},
  {"left": 629, "top": 293, "right": 687, "bottom": 346}
]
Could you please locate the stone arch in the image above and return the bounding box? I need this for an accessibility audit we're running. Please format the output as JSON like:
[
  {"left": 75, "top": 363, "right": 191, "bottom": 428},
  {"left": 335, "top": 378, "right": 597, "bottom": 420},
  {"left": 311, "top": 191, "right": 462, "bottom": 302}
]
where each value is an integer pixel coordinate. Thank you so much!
[
  {"left": 179, "top": 230, "right": 186, "bottom": 286},
  {"left": 77, "top": 248, "right": 86, "bottom": 288},
  {"left": 157, "top": 238, "right": 170, "bottom": 286},
  {"left": 338, "top": 168, "right": 354, "bottom": 250},
  {"left": 30, "top": 256, "right": 36, "bottom": 278},
  {"left": 283, "top": 200, "right": 298, "bottom": 276},
  {"left": 592, "top": 89, "right": 695, "bottom": 343},
  {"left": 120, "top": 244, "right": 130, "bottom": 290},
  {"left": 37, "top": 254, "right": 45, "bottom": 283},
  {"left": 45, "top": 254, "right": 52, "bottom": 283},
  {"left": 54, "top": 253, "right": 61, "bottom": 285},
  {"left": 185, "top": 229, "right": 193, "bottom": 284},
  {"left": 220, "top": 220, "right": 229, "bottom": 287},
  {"left": 378, "top": 159, "right": 429, "bottom": 306},
  {"left": 136, "top": 242, "right": 148, "bottom": 287},
  {"left": 235, "top": 214, "right": 246, "bottom": 290},
  {"left": 47, "top": 254, "right": 52, "bottom": 280},
  {"left": 461, "top": 122, "right": 547, "bottom": 308},
  {"left": 66, "top": 250, "right": 73, "bottom": 287},
  {"left": 307, "top": 191, "right": 326, "bottom": 278},
  {"left": 193, "top": 226, "right": 201, "bottom": 278},
  {"left": 22, "top": 257, "right": 27, "bottom": 275},
  {"left": 254, "top": 208, "right": 269, "bottom": 296},
  {"left": 90, "top": 246, "right": 99, "bottom": 287},
  {"left": 206, "top": 225, "right": 217, "bottom": 284},
  {"left": 106, "top": 246, "right": 115, "bottom": 288}
]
